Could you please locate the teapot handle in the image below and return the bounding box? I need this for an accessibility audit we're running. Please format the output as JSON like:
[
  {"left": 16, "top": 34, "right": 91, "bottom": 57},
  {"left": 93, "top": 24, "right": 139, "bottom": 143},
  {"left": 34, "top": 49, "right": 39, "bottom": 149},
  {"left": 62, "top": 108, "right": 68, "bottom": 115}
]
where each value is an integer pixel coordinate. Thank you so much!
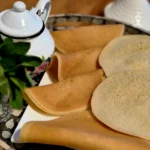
[{"left": 36, "top": 0, "right": 51, "bottom": 24}]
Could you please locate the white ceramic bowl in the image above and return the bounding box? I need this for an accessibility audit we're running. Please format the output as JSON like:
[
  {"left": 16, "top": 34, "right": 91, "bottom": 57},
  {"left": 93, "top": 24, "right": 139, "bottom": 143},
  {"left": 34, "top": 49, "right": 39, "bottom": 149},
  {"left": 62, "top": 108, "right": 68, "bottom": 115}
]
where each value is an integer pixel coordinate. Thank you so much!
[{"left": 104, "top": 0, "right": 150, "bottom": 33}]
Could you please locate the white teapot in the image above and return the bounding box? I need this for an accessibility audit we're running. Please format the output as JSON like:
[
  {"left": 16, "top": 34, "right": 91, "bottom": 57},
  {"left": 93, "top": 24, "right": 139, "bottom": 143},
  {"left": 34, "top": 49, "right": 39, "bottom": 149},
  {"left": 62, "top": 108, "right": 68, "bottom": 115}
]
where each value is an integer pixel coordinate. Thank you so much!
[{"left": 0, "top": 0, "right": 55, "bottom": 59}]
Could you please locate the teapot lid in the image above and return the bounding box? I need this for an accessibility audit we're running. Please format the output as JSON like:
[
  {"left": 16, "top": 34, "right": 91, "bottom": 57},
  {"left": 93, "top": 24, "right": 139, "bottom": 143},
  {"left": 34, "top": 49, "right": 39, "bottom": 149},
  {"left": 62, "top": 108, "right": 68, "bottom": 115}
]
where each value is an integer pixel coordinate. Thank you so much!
[{"left": 0, "top": 1, "right": 43, "bottom": 38}]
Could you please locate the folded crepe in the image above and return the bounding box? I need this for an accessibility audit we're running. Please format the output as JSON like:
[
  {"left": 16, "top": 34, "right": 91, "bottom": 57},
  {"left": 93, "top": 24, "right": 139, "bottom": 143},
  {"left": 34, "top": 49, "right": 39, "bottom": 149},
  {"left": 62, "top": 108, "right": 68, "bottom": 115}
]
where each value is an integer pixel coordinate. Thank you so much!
[
  {"left": 51, "top": 24, "right": 125, "bottom": 53},
  {"left": 23, "top": 69, "right": 103, "bottom": 115},
  {"left": 21, "top": 110, "right": 150, "bottom": 150},
  {"left": 46, "top": 47, "right": 103, "bottom": 82}
]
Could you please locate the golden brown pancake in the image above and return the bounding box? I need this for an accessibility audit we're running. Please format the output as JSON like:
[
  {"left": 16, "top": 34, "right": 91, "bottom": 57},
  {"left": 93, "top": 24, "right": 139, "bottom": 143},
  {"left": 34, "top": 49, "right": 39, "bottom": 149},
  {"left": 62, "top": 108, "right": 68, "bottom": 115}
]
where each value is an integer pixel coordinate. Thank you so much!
[
  {"left": 51, "top": 24, "right": 125, "bottom": 53},
  {"left": 23, "top": 69, "right": 103, "bottom": 115},
  {"left": 21, "top": 110, "right": 150, "bottom": 150},
  {"left": 46, "top": 47, "right": 103, "bottom": 82}
]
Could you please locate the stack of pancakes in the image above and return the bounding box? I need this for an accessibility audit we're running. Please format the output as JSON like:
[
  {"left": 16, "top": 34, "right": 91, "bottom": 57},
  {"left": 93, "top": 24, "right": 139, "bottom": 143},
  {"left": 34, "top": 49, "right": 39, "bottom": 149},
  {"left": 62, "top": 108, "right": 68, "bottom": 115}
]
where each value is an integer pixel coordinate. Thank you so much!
[{"left": 21, "top": 24, "right": 150, "bottom": 150}]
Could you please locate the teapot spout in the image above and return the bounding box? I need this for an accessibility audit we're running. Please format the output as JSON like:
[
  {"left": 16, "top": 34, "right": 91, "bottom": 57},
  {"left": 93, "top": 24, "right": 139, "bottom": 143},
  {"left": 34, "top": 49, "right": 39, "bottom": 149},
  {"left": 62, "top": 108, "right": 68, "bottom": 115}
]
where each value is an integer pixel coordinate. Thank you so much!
[{"left": 35, "top": 0, "right": 51, "bottom": 24}]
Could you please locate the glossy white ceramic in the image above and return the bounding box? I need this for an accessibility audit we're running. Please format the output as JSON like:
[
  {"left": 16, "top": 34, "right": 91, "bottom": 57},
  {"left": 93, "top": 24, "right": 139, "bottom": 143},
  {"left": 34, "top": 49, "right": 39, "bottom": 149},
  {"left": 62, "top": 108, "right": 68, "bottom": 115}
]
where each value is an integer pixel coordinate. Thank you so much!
[
  {"left": 104, "top": 0, "right": 150, "bottom": 33},
  {"left": 15, "top": 28, "right": 55, "bottom": 58},
  {"left": 0, "top": 0, "right": 55, "bottom": 59},
  {"left": 0, "top": 2, "right": 43, "bottom": 37},
  {"left": 35, "top": 0, "right": 51, "bottom": 24}
]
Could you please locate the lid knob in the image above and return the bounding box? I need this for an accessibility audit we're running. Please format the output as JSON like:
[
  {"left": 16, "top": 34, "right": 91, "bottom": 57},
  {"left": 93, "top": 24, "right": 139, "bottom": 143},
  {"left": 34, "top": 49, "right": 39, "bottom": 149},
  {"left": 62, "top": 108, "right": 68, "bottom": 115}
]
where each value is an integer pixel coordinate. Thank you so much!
[{"left": 13, "top": 1, "right": 26, "bottom": 12}]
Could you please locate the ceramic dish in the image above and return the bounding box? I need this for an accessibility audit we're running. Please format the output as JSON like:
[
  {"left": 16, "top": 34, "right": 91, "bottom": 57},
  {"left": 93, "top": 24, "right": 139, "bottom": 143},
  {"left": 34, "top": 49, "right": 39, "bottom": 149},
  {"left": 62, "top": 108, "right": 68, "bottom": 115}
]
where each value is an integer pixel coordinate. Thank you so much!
[
  {"left": 11, "top": 14, "right": 149, "bottom": 144},
  {"left": 104, "top": 0, "right": 150, "bottom": 33}
]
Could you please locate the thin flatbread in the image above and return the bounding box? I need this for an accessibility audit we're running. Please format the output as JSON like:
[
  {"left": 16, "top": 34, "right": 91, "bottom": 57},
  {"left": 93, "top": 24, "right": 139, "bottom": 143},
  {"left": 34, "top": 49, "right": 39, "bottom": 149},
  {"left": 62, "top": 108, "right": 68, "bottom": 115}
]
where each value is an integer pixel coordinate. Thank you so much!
[
  {"left": 21, "top": 110, "right": 150, "bottom": 150},
  {"left": 23, "top": 69, "right": 103, "bottom": 115},
  {"left": 91, "top": 71, "right": 150, "bottom": 140},
  {"left": 46, "top": 47, "right": 102, "bottom": 82},
  {"left": 51, "top": 24, "right": 125, "bottom": 53},
  {"left": 99, "top": 35, "right": 150, "bottom": 76}
]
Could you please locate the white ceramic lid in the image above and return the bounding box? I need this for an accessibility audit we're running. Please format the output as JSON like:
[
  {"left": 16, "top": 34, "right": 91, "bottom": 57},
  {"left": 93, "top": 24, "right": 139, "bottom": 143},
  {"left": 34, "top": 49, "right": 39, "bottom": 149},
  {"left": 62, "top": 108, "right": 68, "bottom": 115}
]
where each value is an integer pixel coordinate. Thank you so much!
[{"left": 0, "top": 1, "right": 43, "bottom": 38}]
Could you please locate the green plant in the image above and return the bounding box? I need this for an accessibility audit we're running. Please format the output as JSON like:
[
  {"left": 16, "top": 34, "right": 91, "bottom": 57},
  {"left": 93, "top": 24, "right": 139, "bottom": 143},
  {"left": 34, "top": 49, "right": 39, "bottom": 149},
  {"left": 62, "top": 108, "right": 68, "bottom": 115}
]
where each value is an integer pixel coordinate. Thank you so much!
[{"left": 0, "top": 37, "right": 42, "bottom": 109}]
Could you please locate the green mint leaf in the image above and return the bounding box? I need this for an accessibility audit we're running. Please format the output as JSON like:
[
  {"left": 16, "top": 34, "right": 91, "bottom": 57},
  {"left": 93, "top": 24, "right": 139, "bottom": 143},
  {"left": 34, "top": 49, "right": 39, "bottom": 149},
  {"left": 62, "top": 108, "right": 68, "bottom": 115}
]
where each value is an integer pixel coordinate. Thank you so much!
[
  {"left": 9, "top": 77, "right": 26, "bottom": 91},
  {"left": 0, "top": 44, "right": 3, "bottom": 49},
  {"left": 0, "top": 36, "right": 3, "bottom": 45},
  {"left": 0, "top": 57, "right": 17, "bottom": 72},
  {"left": 15, "top": 67, "right": 34, "bottom": 87},
  {"left": 25, "top": 70, "right": 34, "bottom": 87},
  {"left": 0, "top": 42, "right": 30, "bottom": 56},
  {"left": 4, "top": 38, "right": 13, "bottom": 44},
  {"left": 41, "top": 56, "right": 45, "bottom": 62},
  {"left": 0, "top": 77, "right": 9, "bottom": 95},
  {"left": 0, "top": 64, "right": 4, "bottom": 77},
  {"left": 9, "top": 87, "right": 23, "bottom": 109},
  {"left": 0, "top": 38, "right": 41, "bottom": 109},
  {"left": 20, "top": 56, "right": 42, "bottom": 67},
  {"left": 7, "top": 71, "right": 16, "bottom": 76}
]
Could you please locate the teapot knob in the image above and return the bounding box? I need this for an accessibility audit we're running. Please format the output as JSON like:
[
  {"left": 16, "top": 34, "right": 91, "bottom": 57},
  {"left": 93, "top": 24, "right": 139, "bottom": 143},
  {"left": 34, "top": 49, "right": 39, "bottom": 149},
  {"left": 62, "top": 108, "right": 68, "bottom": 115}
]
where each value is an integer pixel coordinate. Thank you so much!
[{"left": 13, "top": 1, "right": 26, "bottom": 12}]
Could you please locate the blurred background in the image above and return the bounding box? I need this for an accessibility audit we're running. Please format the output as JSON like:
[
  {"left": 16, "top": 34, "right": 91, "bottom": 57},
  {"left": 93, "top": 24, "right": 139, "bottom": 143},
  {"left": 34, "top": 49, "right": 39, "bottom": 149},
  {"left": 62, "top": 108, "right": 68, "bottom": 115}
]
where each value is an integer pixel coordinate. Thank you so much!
[{"left": 0, "top": 0, "right": 116, "bottom": 15}]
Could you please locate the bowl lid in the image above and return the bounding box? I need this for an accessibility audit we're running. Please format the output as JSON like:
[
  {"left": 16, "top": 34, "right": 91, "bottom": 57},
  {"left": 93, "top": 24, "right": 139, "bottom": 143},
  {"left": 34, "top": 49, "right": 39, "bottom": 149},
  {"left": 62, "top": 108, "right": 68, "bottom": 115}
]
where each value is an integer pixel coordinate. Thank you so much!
[{"left": 0, "top": 1, "right": 43, "bottom": 38}]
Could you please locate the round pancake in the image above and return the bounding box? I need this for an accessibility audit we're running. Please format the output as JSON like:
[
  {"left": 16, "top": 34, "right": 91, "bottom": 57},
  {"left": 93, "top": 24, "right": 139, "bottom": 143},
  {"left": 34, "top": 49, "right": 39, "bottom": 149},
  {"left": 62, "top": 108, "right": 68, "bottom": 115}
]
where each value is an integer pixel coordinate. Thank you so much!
[
  {"left": 91, "top": 71, "right": 150, "bottom": 140},
  {"left": 99, "top": 35, "right": 150, "bottom": 76}
]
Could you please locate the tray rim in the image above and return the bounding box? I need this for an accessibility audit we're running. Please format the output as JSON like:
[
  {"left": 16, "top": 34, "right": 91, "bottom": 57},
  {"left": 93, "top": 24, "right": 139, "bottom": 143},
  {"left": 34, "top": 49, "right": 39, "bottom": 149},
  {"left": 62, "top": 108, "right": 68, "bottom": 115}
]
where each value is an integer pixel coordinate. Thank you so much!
[{"left": 48, "top": 13, "right": 150, "bottom": 35}]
